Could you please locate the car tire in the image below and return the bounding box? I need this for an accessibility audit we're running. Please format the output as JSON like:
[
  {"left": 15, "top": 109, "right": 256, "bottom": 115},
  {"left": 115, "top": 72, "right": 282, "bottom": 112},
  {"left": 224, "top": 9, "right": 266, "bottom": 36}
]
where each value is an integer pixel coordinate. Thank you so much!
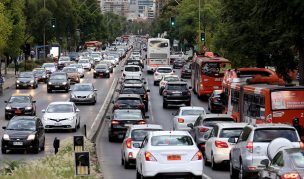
[
  {"left": 5, "top": 115, "right": 9, "bottom": 120},
  {"left": 153, "top": 81, "right": 157, "bottom": 86},
  {"left": 89, "top": 68, "right": 91, "bottom": 71},
  {"left": 77, "top": 120, "right": 80, "bottom": 129},
  {"left": 124, "top": 159, "right": 130, "bottom": 169},
  {"left": 41, "top": 138, "right": 45, "bottom": 151},
  {"left": 93, "top": 75, "right": 96, "bottom": 79},
  {"left": 1, "top": 148, "right": 7, "bottom": 154},
  {"left": 204, "top": 152, "right": 210, "bottom": 166},
  {"left": 47, "top": 89, "right": 52, "bottom": 93},
  {"left": 162, "top": 101, "right": 168, "bottom": 109},
  {"left": 121, "top": 157, "right": 124, "bottom": 165},
  {"left": 230, "top": 157, "right": 238, "bottom": 179},
  {"left": 65, "top": 89, "right": 69, "bottom": 93},
  {"left": 193, "top": 176, "right": 202, "bottom": 179},
  {"left": 238, "top": 162, "right": 247, "bottom": 179},
  {"left": 136, "top": 170, "right": 141, "bottom": 179},
  {"left": 186, "top": 101, "right": 191, "bottom": 106},
  {"left": 211, "top": 153, "right": 218, "bottom": 170},
  {"left": 33, "top": 142, "right": 39, "bottom": 154},
  {"left": 159, "top": 89, "right": 163, "bottom": 95},
  {"left": 92, "top": 99, "right": 96, "bottom": 105}
]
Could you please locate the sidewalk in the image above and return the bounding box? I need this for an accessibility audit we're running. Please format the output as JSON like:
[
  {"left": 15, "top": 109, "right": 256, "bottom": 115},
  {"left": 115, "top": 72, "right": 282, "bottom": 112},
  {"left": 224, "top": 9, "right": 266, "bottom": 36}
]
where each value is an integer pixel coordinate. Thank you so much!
[{"left": 2, "top": 68, "right": 17, "bottom": 90}]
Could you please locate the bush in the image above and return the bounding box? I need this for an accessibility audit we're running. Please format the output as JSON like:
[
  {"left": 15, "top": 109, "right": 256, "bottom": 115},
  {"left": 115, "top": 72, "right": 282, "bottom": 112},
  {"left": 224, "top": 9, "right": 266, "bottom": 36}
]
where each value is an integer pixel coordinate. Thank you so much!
[
  {"left": 8, "top": 58, "right": 54, "bottom": 71},
  {"left": 0, "top": 137, "right": 102, "bottom": 179}
]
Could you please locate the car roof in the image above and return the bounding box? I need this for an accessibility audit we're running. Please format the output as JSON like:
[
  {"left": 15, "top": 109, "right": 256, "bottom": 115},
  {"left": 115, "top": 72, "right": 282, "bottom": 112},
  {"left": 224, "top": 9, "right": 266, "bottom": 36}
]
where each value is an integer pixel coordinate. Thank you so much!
[
  {"left": 167, "top": 81, "right": 188, "bottom": 85},
  {"left": 203, "top": 114, "right": 233, "bottom": 119},
  {"left": 157, "top": 66, "right": 172, "bottom": 69},
  {"left": 216, "top": 122, "right": 247, "bottom": 128},
  {"left": 114, "top": 109, "right": 142, "bottom": 113},
  {"left": 49, "top": 102, "right": 74, "bottom": 105},
  {"left": 124, "top": 65, "right": 140, "bottom": 68},
  {"left": 52, "top": 72, "right": 66, "bottom": 75},
  {"left": 74, "top": 83, "right": 93, "bottom": 86},
  {"left": 129, "top": 124, "right": 163, "bottom": 130},
  {"left": 11, "top": 93, "right": 31, "bottom": 97},
  {"left": 118, "top": 94, "right": 141, "bottom": 98},
  {"left": 179, "top": 106, "right": 205, "bottom": 110},
  {"left": 249, "top": 123, "right": 296, "bottom": 129},
  {"left": 149, "top": 130, "right": 191, "bottom": 137},
  {"left": 123, "top": 83, "right": 144, "bottom": 87},
  {"left": 163, "top": 74, "right": 179, "bottom": 78},
  {"left": 11, "top": 116, "right": 37, "bottom": 121}
]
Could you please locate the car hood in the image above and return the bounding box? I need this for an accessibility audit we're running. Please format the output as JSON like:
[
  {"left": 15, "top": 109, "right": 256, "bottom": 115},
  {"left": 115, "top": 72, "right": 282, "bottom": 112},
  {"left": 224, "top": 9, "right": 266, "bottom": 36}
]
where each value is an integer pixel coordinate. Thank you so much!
[
  {"left": 7, "top": 103, "right": 31, "bottom": 108},
  {"left": 49, "top": 79, "right": 66, "bottom": 83},
  {"left": 43, "top": 113, "right": 75, "bottom": 119},
  {"left": 6, "top": 130, "right": 34, "bottom": 138},
  {"left": 72, "top": 91, "right": 93, "bottom": 96}
]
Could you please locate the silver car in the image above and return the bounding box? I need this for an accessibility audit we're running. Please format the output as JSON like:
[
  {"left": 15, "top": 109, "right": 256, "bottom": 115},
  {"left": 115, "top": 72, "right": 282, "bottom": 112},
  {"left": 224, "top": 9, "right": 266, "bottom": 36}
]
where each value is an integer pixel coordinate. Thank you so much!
[
  {"left": 69, "top": 83, "right": 97, "bottom": 104},
  {"left": 68, "top": 64, "right": 85, "bottom": 78},
  {"left": 172, "top": 106, "right": 206, "bottom": 131},
  {"left": 229, "top": 123, "right": 301, "bottom": 179}
]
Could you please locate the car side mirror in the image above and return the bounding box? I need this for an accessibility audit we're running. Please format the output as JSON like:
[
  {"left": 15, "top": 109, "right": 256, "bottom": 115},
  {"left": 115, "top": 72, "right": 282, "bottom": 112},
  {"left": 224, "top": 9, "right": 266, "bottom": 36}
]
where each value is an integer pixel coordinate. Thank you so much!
[
  {"left": 228, "top": 137, "right": 238, "bottom": 144},
  {"left": 69, "top": 89, "right": 72, "bottom": 91},
  {"left": 32, "top": 101, "right": 36, "bottom": 103},
  {"left": 189, "top": 86, "right": 192, "bottom": 89},
  {"left": 111, "top": 100, "right": 115, "bottom": 104},
  {"left": 4, "top": 100, "right": 7, "bottom": 103},
  {"left": 76, "top": 109, "right": 80, "bottom": 112},
  {"left": 187, "top": 123, "right": 194, "bottom": 129},
  {"left": 144, "top": 81, "right": 147, "bottom": 84},
  {"left": 260, "top": 159, "right": 269, "bottom": 168},
  {"left": 105, "top": 115, "right": 111, "bottom": 120},
  {"left": 94, "top": 89, "right": 98, "bottom": 91},
  {"left": 121, "top": 69, "right": 123, "bottom": 72},
  {"left": 41, "top": 109, "right": 46, "bottom": 113},
  {"left": 146, "top": 89, "right": 150, "bottom": 92},
  {"left": 2, "top": 126, "right": 6, "bottom": 129}
]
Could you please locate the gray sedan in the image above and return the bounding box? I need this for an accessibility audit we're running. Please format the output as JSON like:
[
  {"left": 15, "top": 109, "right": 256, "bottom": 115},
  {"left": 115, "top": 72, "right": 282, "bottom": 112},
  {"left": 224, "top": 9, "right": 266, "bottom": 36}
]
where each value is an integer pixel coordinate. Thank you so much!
[{"left": 69, "top": 83, "right": 97, "bottom": 104}]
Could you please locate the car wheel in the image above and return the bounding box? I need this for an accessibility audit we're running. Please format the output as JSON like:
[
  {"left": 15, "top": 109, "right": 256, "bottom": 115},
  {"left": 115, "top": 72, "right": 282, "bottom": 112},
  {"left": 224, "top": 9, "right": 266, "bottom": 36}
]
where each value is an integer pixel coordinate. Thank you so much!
[
  {"left": 93, "top": 75, "right": 96, "bottom": 79},
  {"left": 65, "top": 89, "right": 69, "bottom": 93},
  {"left": 5, "top": 115, "right": 9, "bottom": 120},
  {"left": 239, "top": 162, "right": 247, "bottom": 179},
  {"left": 124, "top": 159, "right": 130, "bottom": 169},
  {"left": 33, "top": 142, "right": 39, "bottom": 154},
  {"left": 230, "top": 157, "right": 238, "bottom": 179},
  {"left": 211, "top": 153, "right": 218, "bottom": 170},
  {"left": 92, "top": 99, "right": 96, "bottom": 105},
  {"left": 1, "top": 147, "right": 7, "bottom": 154},
  {"left": 41, "top": 137, "right": 45, "bottom": 151},
  {"left": 77, "top": 119, "right": 80, "bottom": 129},
  {"left": 153, "top": 81, "right": 157, "bottom": 86},
  {"left": 186, "top": 101, "right": 191, "bottom": 106},
  {"left": 204, "top": 152, "right": 210, "bottom": 166},
  {"left": 159, "top": 89, "right": 162, "bottom": 95},
  {"left": 47, "top": 89, "right": 52, "bottom": 93},
  {"left": 89, "top": 68, "right": 91, "bottom": 71},
  {"left": 136, "top": 170, "right": 141, "bottom": 179},
  {"left": 162, "top": 101, "right": 168, "bottom": 109},
  {"left": 121, "top": 156, "right": 124, "bottom": 165}
]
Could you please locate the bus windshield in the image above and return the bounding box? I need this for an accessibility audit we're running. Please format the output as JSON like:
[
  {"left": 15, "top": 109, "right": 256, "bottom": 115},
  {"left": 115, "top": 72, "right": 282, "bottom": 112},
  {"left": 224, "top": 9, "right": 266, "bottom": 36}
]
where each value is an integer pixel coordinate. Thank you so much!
[
  {"left": 202, "top": 62, "right": 231, "bottom": 77},
  {"left": 271, "top": 90, "right": 304, "bottom": 110}
]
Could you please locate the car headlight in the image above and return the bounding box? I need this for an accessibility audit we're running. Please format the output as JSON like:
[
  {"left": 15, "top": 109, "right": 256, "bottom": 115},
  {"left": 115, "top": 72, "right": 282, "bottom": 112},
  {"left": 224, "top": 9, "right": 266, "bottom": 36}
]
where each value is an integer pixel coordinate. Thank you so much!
[
  {"left": 43, "top": 117, "right": 49, "bottom": 121},
  {"left": 62, "top": 82, "right": 67, "bottom": 85},
  {"left": 25, "top": 106, "right": 32, "bottom": 110},
  {"left": 16, "top": 80, "right": 20, "bottom": 83},
  {"left": 30, "top": 80, "right": 34, "bottom": 83},
  {"left": 42, "top": 75, "right": 46, "bottom": 78},
  {"left": 88, "top": 93, "right": 94, "bottom": 98},
  {"left": 71, "top": 94, "right": 76, "bottom": 98},
  {"left": 106, "top": 70, "right": 109, "bottom": 73},
  {"left": 3, "top": 134, "right": 9, "bottom": 140},
  {"left": 27, "top": 134, "right": 35, "bottom": 140},
  {"left": 5, "top": 106, "right": 11, "bottom": 110},
  {"left": 94, "top": 70, "right": 96, "bottom": 73},
  {"left": 48, "top": 82, "right": 52, "bottom": 85},
  {"left": 68, "top": 116, "right": 75, "bottom": 121}
]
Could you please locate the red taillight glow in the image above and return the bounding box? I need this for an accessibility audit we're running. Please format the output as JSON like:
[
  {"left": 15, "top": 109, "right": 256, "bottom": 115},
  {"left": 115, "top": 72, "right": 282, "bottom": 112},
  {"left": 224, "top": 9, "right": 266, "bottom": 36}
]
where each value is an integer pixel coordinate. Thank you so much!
[
  {"left": 191, "top": 151, "right": 203, "bottom": 161},
  {"left": 155, "top": 72, "right": 159, "bottom": 76},
  {"left": 138, "top": 104, "right": 145, "bottom": 109},
  {"left": 114, "top": 104, "right": 120, "bottom": 108},
  {"left": 163, "top": 90, "right": 168, "bottom": 96},
  {"left": 137, "top": 120, "right": 146, "bottom": 124},
  {"left": 246, "top": 141, "right": 253, "bottom": 153},
  {"left": 281, "top": 172, "right": 300, "bottom": 179},
  {"left": 126, "top": 138, "right": 132, "bottom": 148},
  {"left": 111, "top": 120, "right": 120, "bottom": 125},
  {"left": 215, "top": 140, "right": 229, "bottom": 148},
  {"left": 178, "top": 118, "right": 184, "bottom": 123},
  {"left": 145, "top": 152, "right": 157, "bottom": 161},
  {"left": 199, "top": 127, "right": 209, "bottom": 133}
]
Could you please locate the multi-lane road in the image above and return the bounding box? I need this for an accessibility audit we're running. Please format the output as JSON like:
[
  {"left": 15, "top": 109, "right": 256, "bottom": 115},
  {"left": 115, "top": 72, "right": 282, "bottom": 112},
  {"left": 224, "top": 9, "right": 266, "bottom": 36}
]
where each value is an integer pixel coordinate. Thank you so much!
[{"left": 96, "top": 59, "right": 230, "bottom": 179}]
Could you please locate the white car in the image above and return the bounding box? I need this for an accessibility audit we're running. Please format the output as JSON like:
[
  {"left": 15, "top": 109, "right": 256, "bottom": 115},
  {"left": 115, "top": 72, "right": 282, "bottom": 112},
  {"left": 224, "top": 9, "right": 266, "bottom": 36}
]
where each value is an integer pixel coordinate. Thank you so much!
[
  {"left": 78, "top": 59, "right": 92, "bottom": 71},
  {"left": 204, "top": 122, "right": 247, "bottom": 169},
  {"left": 107, "top": 56, "right": 118, "bottom": 65},
  {"left": 122, "top": 65, "right": 142, "bottom": 77},
  {"left": 153, "top": 66, "right": 174, "bottom": 86},
  {"left": 136, "top": 131, "right": 203, "bottom": 179},
  {"left": 159, "top": 74, "right": 180, "bottom": 95},
  {"left": 68, "top": 64, "right": 85, "bottom": 78},
  {"left": 42, "top": 102, "right": 80, "bottom": 132},
  {"left": 172, "top": 106, "right": 206, "bottom": 131},
  {"left": 121, "top": 124, "right": 163, "bottom": 169},
  {"left": 90, "top": 52, "right": 102, "bottom": 63}
]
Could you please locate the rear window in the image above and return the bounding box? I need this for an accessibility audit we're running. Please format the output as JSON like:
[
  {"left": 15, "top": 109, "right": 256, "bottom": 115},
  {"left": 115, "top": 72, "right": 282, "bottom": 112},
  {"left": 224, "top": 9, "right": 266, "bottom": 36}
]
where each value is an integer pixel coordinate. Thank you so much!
[
  {"left": 114, "top": 111, "right": 142, "bottom": 120},
  {"left": 122, "top": 87, "right": 145, "bottom": 94},
  {"left": 117, "top": 99, "right": 141, "bottom": 105},
  {"left": 203, "top": 117, "right": 234, "bottom": 123},
  {"left": 131, "top": 129, "right": 161, "bottom": 141},
  {"left": 290, "top": 151, "right": 304, "bottom": 168},
  {"left": 157, "top": 68, "right": 172, "bottom": 73},
  {"left": 151, "top": 135, "right": 193, "bottom": 146},
  {"left": 253, "top": 128, "right": 298, "bottom": 142},
  {"left": 124, "top": 79, "right": 142, "bottom": 84},
  {"left": 167, "top": 84, "right": 187, "bottom": 90},
  {"left": 181, "top": 110, "right": 205, "bottom": 116},
  {"left": 125, "top": 66, "right": 139, "bottom": 72},
  {"left": 219, "top": 128, "right": 243, "bottom": 138}
]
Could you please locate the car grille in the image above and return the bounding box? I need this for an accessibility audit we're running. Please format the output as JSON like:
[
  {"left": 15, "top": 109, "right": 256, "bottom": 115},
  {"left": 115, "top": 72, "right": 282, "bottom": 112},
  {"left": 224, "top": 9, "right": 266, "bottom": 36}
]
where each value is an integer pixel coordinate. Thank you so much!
[
  {"left": 49, "top": 118, "right": 68, "bottom": 122},
  {"left": 77, "top": 96, "right": 87, "bottom": 98}
]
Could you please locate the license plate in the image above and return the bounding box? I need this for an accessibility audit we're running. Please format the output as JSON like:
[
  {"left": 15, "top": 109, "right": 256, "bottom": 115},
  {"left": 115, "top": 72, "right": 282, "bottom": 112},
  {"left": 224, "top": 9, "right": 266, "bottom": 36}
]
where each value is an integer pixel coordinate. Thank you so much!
[
  {"left": 118, "top": 134, "right": 124, "bottom": 138},
  {"left": 167, "top": 155, "right": 181, "bottom": 160},
  {"left": 55, "top": 122, "right": 62, "bottom": 126},
  {"left": 15, "top": 110, "right": 22, "bottom": 114},
  {"left": 125, "top": 124, "right": 133, "bottom": 127},
  {"left": 55, "top": 85, "right": 60, "bottom": 88},
  {"left": 172, "top": 93, "right": 181, "bottom": 96},
  {"left": 13, "top": 142, "right": 23, "bottom": 146}
]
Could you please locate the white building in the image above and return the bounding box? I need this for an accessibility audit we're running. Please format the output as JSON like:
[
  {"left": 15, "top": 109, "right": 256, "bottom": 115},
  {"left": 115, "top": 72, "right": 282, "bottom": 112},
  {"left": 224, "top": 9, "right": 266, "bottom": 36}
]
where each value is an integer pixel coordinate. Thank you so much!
[
  {"left": 127, "top": 0, "right": 155, "bottom": 20},
  {"left": 101, "top": 0, "right": 129, "bottom": 16}
]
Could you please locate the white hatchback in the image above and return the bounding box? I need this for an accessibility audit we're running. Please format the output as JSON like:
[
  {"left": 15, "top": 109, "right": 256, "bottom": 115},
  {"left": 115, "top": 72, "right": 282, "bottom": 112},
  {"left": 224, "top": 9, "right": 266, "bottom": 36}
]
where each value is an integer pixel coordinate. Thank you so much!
[
  {"left": 136, "top": 131, "right": 203, "bottom": 179},
  {"left": 122, "top": 65, "right": 142, "bottom": 77},
  {"left": 153, "top": 66, "right": 174, "bottom": 86},
  {"left": 159, "top": 74, "right": 180, "bottom": 95},
  {"left": 42, "top": 102, "right": 80, "bottom": 132},
  {"left": 121, "top": 124, "right": 163, "bottom": 169},
  {"left": 172, "top": 106, "right": 206, "bottom": 131},
  {"left": 78, "top": 59, "right": 92, "bottom": 71}
]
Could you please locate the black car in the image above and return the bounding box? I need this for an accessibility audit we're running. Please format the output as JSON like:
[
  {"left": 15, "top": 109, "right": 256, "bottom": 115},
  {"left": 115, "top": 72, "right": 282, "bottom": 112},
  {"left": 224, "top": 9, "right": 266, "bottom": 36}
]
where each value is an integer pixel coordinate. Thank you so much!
[
  {"left": 68, "top": 52, "right": 79, "bottom": 61},
  {"left": 5, "top": 94, "right": 36, "bottom": 120},
  {"left": 1, "top": 116, "right": 45, "bottom": 154},
  {"left": 93, "top": 64, "right": 110, "bottom": 78},
  {"left": 162, "top": 81, "right": 192, "bottom": 108},
  {"left": 120, "top": 76, "right": 146, "bottom": 85},
  {"left": 47, "top": 72, "right": 70, "bottom": 93},
  {"left": 118, "top": 84, "right": 150, "bottom": 111},
  {"left": 16, "top": 72, "right": 38, "bottom": 89},
  {"left": 99, "top": 61, "right": 114, "bottom": 73},
  {"left": 107, "top": 109, "right": 146, "bottom": 142},
  {"left": 181, "top": 64, "right": 192, "bottom": 78},
  {"left": 33, "top": 68, "right": 48, "bottom": 83},
  {"left": 208, "top": 90, "right": 224, "bottom": 113},
  {"left": 173, "top": 59, "right": 185, "bottom": 69},
  {"left": 112, "top": 94, "right": 145, "bottom": 114}
]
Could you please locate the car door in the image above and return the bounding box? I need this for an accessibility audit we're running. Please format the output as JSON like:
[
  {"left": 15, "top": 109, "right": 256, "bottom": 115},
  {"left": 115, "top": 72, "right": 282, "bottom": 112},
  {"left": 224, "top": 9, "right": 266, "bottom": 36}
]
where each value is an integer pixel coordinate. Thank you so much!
[
  {"left": 189, "top": 115, "right": 201, "bottom": 138},
  {"left": 137, "top": 136, "right": 148, "bottom": 172},
  {"left": 73, "top": 104, "right": 80, "bottom": 121},
  {"left": 172, "top": 109, "right": 180, "bottom": 127},
  {"left": 232, "top": 127, "right": 252, "bottom": 169},
  {"left": 205, "top": 127, "right": 217, "bottom": 161},
  {"left": 36, "top": 118, "right": 44, "bottom": 144}
]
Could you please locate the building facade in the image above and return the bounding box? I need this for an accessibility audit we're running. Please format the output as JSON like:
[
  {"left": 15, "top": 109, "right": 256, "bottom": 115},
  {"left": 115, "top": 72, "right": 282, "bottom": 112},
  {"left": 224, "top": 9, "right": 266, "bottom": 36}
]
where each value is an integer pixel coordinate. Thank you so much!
[
  {"left": 155, "top": 0, "right": 169, "bottom": 17},
  {"left": 101, "top": 0, "right": 129, "bottom": 17},
  {"left": 127, "top": 0, "right": 155, "bottom": 20}
]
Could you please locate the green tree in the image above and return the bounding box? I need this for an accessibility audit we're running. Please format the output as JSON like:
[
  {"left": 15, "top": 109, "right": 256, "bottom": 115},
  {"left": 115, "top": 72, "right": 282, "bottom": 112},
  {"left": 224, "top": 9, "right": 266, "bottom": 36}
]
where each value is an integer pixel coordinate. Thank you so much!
[{"left": 0, "top": 2, "right": 12, "bottom": 54}]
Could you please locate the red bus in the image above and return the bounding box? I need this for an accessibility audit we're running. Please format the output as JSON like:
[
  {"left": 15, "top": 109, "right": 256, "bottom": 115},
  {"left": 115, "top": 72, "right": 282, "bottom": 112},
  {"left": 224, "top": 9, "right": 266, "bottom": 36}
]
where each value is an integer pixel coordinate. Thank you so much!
[
  {"left": 192, "top": 53, "right": 231, "bottom": 98},
  {"left": 84, "top": 41, "right": 102, "bottom": 50}
]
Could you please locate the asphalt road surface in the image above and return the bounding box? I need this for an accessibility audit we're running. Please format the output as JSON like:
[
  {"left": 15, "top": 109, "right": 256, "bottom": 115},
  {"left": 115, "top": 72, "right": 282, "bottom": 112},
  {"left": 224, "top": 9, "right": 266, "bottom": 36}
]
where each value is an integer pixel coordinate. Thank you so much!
[{"left": 97, "top": 64, "right": 230, "bottom": 179}]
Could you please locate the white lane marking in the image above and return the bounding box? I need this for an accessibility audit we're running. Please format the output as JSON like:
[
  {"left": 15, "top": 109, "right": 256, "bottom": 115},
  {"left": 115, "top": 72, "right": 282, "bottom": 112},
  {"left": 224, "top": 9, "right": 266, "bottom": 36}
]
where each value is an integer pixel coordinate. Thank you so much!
[
  {"left": 203, "top": 173, "right": 212, "bottom": 179},
  {"left": 90, "top": 78, "right": 117, "bottom": 131}
]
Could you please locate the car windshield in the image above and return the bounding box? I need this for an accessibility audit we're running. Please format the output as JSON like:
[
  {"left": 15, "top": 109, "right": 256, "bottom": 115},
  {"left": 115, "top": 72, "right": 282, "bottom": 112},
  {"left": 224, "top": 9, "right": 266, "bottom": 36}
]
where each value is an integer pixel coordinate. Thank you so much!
[
  {"left": 7, "top": 119, "right": 36, "bottom": 131},
  {"left": 46, "top": 104, "right": 74, "bottom": 113},
  {"left": 96, "top": 65, "right": 107, "bottom": 69},
  {"left": 202, "top": 62, "right": 231, "bottom": 77},
  {"left": 50, "top": 75, "right": 66, "bottom": 80},
  {"left": 59, "top": 57, "right": 69, "bottom": 61},
  {"left": 131, "top": 129, "right": 162, "bottom": 141},
  {"left": 91, "top": 54, "right": 100, "bottom": 57},
  {"left": 253, "top": 128, "right": 298, "bottom": 142},
  {"left": 114, "top": 111, "right": 142, "bottom": 119},
  {"left": 117, "top": 99, "right": 141, "bottom": 105},
  {"left": 19, "top": 73, "right": 32, "bottom": 78},
  {"left": 203, "top": 117, "right": 234, "bottom": 123},
  {"left": 63, "top": 68, "right": 77, "bottom": 73},
  {"left": 73, "top": 85, "right": 93, "bottom": 91},
  {"left": 290, "top": 151, "right": 304, "bottom": 168},
  {"left": 70, "top": 64, "right": 82, "bottom": 68},
  {"left": 164, "top": 76, "right": 179, "bottom": 81},
  {"left": 151, "top": 135, "right": 193, "bottom": 146},
  {"left": 157, "top": 68, "right": 172, "bottom": 73},
  {"left": 125, "top": 66, "right": 140, "bottom": 72},
  {"left": 79, "top": 60, "right": 89, "bottom": 63},
  {"left": 167, "top": 84, "right": 187, "bottom": 90},
  {"left": 219, "top": 128, "right": 243, "bottom": 138},
  {"left": 122, "top": 87, "right": 145, "bottom": 94},
  {"left": 42, "top": 64, "right": 55, "bottom": 68},
  {"left": 182, "top": 110, "right": 205, "bottom": 116},
  {"left": 33, "top": 70, "right": 45, "bottom": 74},
  {"left": 9, "top": 96, "right": 31, "bottom": 103}
]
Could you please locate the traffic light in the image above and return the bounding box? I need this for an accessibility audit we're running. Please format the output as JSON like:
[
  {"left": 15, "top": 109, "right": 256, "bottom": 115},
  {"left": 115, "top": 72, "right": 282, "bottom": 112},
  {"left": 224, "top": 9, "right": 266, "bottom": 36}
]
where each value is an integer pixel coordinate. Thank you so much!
[
  {"left": 170, "top": 17, "right": 176, "bottom": 28},
  {"left": 200, "top": 32, "right": 206, "bottom": 42},
  {"left": 75, "top": 152, "right": 90, "bottom": 176},
  {"left": 73, "top": 136, "right": 84, "bottom": 152},
  {"left": 51, "top": 18, "right": 56, "bottom": 28}
]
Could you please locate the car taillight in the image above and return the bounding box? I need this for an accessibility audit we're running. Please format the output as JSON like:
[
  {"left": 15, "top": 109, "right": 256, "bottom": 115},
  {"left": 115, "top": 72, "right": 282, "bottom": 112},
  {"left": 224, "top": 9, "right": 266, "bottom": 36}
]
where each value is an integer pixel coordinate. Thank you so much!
[
  {"left": 111, "top": 120, "right": 120, "bottom": 125},
  {"left": 199, "top": 127, "right": 209, "bottom": 133},
  {"left": 145, "top": 152, "right": 157, "bottom": 161},
  {"left": 126, "top": 138, "right": 132, "bottom": 149},
  {"left": 191, "top": 151, "right": 203, "bottom": 161},
  {"left": 215, "top": 140, "right": 229, "bottom": 148},
  {"left": 137, "top": 120, "right": 146, "bottom": 124},
  {"left": 138, "top": 104, "right": 145, "bottom": 109},
  {"left": 300, "top": 142, "right": 304, "bottom": 149},
  {"left": 246, "top": 141, "right": 253, "bottom": 153},
  {"left": 114, "top": 104, "right": 120, "bottom": 108},
  {"left": 178, "top": 118, "right": 184, "bottom": 123},
  {"left": 212, "top": 98, "right": 219, "bottom": 102},
  {"left": 163, "top": 90, "right": 168, "bottom": 96},
  {"left": 155, "top": 72, "right": 159, "bottom": 76},
  {"left": 281, "top": 172, "right": 300, "bottom": 179}
]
